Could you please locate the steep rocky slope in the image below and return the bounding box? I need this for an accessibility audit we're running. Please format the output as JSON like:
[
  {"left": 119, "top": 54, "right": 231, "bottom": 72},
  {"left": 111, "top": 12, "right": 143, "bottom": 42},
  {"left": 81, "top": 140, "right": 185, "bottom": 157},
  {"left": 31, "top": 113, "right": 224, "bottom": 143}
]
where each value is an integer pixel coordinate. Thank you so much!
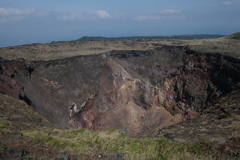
[
  {"left": 159, "top": 88, "right": 240, "bottom": 141},
  {"left": 1, "top": 45, "right": 240, "bottom": 137}
]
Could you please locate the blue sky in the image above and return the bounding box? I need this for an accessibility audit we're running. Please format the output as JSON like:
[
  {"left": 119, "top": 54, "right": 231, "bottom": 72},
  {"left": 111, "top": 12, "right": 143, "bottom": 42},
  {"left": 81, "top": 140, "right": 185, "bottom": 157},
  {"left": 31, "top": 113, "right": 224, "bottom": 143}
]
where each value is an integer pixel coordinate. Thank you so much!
[{"left": 0, "top": 0, "right": 240, "bottom": 47}]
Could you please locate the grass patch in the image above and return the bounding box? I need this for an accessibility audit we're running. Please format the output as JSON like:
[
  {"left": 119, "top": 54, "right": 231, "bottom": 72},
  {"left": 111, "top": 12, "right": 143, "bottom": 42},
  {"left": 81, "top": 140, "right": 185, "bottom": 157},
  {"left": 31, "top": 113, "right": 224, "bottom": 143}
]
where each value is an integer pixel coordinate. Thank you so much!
[
  {"left": 20, "top": 127, "right": 231, "bottom": 160},
  {"left": 0, "top": 119, "right": 10, "bottom": 129}
]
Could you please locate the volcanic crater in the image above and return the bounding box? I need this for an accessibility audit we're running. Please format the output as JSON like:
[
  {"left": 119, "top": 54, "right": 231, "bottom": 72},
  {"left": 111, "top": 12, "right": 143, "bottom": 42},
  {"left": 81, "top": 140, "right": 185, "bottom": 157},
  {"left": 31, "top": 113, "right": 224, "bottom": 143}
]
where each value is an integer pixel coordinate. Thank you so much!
[
  {"left": 1, "top": 43, "right": 240, "bottom": 138},
  {"left": 1, "top": 33, "right": 240, "bottom": 159}
]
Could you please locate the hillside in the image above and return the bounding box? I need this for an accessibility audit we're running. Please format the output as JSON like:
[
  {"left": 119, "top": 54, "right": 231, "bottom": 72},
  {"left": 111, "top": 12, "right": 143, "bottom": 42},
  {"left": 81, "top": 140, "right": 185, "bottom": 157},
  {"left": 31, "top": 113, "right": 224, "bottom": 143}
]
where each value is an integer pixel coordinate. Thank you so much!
[
  {"left": 76, "top": 34, "right": 225, "bottom": 41},
  {"left": 223, "top": 32, "right": 240, "bottom": 40}
]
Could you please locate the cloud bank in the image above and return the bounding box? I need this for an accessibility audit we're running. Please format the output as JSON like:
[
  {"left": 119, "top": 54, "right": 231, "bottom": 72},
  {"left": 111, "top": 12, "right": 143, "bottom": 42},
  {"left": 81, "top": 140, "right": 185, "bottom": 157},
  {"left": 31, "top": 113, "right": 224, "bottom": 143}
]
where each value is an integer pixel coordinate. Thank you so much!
[
  {"left": 95, "top": 10, "right": 112, "bottom": 19},
  {"left": 222, "top": 0, "right": 240, "bottom": 5},
  {"left": 134, "top": 9, "right": 186, "bottom": 20},
  {"left": 60, "top": 10, "right": 113, "bottom": 20},
  {"left": 0, "top": 8, "right": 114, "bottom": 23},
  {"left": 0, "top": 8, "right": 36, "bottom": 22},
  {"left": 0, "top": 8, "right": 35, "bottom": 16},
  {"left": 160, "top": 9, "right": 182, "bottom": 14}
]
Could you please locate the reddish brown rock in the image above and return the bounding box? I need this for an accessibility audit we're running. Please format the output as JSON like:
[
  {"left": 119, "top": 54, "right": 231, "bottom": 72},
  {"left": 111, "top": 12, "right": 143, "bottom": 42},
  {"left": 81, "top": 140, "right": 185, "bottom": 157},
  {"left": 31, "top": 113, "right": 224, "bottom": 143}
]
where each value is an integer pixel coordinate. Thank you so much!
[{"left": 0, "top": 60, "right": 26, "bottom": 99}]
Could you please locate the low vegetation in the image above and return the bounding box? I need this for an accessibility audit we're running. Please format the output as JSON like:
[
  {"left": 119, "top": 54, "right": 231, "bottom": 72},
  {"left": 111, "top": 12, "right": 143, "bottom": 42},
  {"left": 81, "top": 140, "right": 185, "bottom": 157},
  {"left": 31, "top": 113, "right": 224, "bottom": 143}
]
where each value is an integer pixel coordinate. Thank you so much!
[
  {"left": 20, "top": 127, "right": 232, "bottom": 159},
  {"left": 0, "top": 119, "right": 10, "bottom": 130}
]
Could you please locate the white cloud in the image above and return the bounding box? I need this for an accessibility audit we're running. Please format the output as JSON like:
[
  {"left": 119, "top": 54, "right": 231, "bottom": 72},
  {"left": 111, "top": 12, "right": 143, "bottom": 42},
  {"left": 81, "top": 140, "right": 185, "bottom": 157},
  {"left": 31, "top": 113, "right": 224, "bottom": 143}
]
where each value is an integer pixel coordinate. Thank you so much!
[
  {"left": 0, "top": 7, "right": 114, "bottom": 23},
  {"left": 59, "top": 10, "right": 113, "bottom": 21},
  {"left": 160, "top": 9, "right": 182, "bottom": 14},
  {"left": 95, "top": 10, "right": 112, "bottom": 19},
  {"left": 0, "top": 8, "right": 35, "bottom": 16},
  {"left": 221, "top": 0, "right": 240, "bottom": 5},
  {"left": 134, "top": 9, "right": 185, "bottom": 21},
  {"left": 223, "top": 1, "right": 233, "bottom": 5},
  {"left": 134, "top": 16, "right": 166, "bottom": 20},
  {"left": 0, "top": 8, "right": 49, "bottom": 23},
  {"left": 0, "top": 8, "right": 36, "bottom": 22},
  {"left": 134, "top": 15, "right": 186, "bottom": 21},
  {"left": 61, "top": 13, "right": 84, "bottom": 20}
]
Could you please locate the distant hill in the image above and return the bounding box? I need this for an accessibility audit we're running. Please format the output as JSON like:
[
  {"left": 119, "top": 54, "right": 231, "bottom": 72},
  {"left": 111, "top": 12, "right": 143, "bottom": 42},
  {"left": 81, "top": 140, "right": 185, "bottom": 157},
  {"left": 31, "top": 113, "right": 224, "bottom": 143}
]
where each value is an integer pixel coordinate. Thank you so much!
[
  {"left": 223, "top": 32, "right": 240, "bottom": 40},
  {"left": 76, "top": 34, "right": 225, "bottom": 41}
]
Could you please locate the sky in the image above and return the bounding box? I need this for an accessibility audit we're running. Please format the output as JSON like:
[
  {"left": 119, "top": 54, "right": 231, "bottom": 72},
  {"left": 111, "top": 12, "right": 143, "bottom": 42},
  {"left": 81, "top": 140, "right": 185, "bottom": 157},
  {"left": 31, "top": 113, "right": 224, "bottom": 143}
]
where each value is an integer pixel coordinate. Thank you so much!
[{"left": 0, "top": 0, "right": 240, "bottom": 47}]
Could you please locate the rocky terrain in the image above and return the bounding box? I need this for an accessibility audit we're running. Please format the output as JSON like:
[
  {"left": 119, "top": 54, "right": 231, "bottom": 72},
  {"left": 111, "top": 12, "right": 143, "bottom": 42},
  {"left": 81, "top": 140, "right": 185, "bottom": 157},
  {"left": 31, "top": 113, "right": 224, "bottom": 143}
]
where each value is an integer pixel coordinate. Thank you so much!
[{"left": 0, "top": 32, "right": 240, "bottom": 159}]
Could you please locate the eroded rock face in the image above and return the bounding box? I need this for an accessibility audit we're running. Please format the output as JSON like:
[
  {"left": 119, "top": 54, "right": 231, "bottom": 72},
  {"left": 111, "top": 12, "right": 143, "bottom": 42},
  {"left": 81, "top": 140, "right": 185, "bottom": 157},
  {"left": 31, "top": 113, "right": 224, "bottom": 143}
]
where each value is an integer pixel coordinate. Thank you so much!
[
  {"left": 0, "top": 46, "right": 240, "bottom": 136},
  {"left": 0, "top": 59, "right": 30, "bottom": 103}
]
